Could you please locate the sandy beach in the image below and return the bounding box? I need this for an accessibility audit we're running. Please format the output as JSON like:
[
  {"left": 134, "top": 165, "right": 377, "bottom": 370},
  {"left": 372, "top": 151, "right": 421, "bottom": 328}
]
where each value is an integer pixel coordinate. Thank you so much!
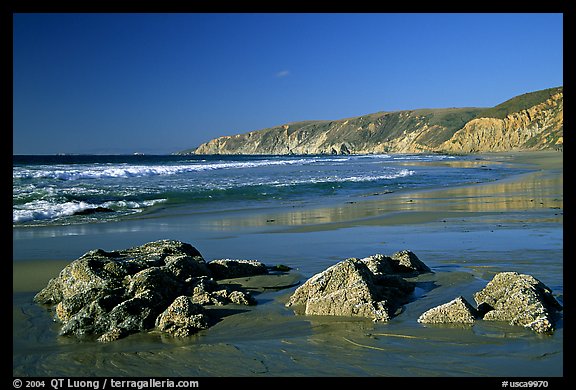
[{"left": 13, "top": 151, "right": 563, "bottom": 377}]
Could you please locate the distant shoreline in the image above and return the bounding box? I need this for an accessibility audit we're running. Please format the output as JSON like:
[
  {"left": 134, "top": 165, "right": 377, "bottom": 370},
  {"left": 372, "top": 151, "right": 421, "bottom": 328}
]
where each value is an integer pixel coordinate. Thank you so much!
[{"left": 12, "top": 148, "right": 563, "bottom": 157}]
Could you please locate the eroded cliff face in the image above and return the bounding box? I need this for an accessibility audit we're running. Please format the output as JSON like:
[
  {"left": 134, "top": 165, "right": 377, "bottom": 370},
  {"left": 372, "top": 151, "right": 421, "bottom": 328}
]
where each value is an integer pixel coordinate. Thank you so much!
[
  {"left": 187, "top": 88, "right": 563, "bottom": 155},
  {"left": 440, "top": 92, "right": 563, "bottom": 153},
  {"left": 193, "top": 110, "right": 472, "bottom": 155}
]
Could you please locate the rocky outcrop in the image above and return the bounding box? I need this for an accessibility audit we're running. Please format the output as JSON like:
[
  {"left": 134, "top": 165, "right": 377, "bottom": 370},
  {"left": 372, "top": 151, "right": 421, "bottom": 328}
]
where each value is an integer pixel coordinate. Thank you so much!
[
  {"left": 473, "top": 272, "right": 563, "bottom": 333},
  {"left": 418, "top": 272, "right": 563, "bottom": 334},
  {"left": 34, "top": 241, "right": 563, "bottom": 340},
  {"left": 285, "top": 251, "right": 431, "bottom": 322},
  {"left": 181, "top": 87, "right": 562, "bottom": 155},
  {"left": 33, "top": 240, "right": 268, "bottom": 342}
]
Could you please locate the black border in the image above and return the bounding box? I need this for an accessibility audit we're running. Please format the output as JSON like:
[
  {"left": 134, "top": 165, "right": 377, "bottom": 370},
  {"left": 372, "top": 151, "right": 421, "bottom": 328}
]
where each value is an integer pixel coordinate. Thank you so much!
[{"left": 6, "top": 0, "right": 569, "bottom": 385}]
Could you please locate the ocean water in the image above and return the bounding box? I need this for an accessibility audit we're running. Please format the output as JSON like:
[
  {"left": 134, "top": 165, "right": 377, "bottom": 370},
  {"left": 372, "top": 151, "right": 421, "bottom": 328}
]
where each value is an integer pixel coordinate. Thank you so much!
[{"left": 13, "top": 153, "right": 518, "bottom": 227}]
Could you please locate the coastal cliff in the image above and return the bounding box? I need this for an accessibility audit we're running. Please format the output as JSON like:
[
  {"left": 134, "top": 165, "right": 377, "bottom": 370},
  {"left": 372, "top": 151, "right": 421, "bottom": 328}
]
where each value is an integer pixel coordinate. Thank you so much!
[
  {"left": 179, "top": 86, "right": 563, "bottom": 155},
  {"left": 440, "top": 90, "right": 563, "bottom": 152}
]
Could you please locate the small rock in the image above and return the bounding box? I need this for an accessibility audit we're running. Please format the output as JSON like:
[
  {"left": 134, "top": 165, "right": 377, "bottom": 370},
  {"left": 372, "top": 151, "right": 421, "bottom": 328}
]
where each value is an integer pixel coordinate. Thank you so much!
[
  {"left": 189, "top": 276, "right": 256, "bottom": 306},
  {"left": 73, "top": 207, "right": 114, "bottom": 216},
  {"left": 417, "top": 296, "right": 477, "bottom": 324},
  {"left": 155, "top": 296, "right": 210, "bottom": 337}
]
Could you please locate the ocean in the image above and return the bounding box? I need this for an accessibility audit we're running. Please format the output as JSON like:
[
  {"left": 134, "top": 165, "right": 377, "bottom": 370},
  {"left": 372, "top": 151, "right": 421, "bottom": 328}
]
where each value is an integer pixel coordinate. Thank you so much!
[{"left": 13, "top": 153, "right": 519, "bottom": 227}]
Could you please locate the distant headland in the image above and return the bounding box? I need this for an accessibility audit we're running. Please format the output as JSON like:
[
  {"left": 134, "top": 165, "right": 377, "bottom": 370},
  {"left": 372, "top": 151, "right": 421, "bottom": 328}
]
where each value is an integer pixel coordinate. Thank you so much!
[{"left": 177, "top": 86, "right": 563, "bottom": 155}]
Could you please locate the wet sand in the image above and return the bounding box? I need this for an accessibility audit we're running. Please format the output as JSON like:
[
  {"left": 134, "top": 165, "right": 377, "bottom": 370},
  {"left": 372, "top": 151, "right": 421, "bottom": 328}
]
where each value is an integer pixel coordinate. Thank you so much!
[{"left": 13, "top": 151, "right": 563, "bottom": 377}]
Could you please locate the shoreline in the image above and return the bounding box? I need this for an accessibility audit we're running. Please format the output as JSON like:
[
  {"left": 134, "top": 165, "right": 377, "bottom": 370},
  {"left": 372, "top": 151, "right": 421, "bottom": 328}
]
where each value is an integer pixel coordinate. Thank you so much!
[{"left": 179, "top": 150, "right": 563, "bottom": 234}]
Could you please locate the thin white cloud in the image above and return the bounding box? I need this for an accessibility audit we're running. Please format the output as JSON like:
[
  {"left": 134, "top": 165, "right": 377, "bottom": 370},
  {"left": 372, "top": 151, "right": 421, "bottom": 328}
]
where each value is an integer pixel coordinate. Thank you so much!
[{"left": 275, "top": 70, "right": 290, "bottom": 78}]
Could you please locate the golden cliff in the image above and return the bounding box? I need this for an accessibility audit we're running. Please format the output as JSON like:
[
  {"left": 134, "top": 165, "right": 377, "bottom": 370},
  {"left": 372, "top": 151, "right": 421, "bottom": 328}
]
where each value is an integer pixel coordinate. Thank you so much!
[{"left": 440, "top": 91, "right": 563, "bottom": 153}]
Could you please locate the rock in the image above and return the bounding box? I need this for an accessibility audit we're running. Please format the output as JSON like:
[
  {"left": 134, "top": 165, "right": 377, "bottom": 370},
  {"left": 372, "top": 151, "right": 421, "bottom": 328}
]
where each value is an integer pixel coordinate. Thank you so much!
[
  {"left": 73, "top": 207, "right": 114, "bottom": 216},
  {"left": 188, "top": 276, "right": 256, "bottom": 306},
  {"left": 473, "top": 272, "right": 563, "bottom": 333},
  {"left": 207, "top": 259, "right": 268, "bottom": 279},
  {"left": 417, "top": 296, "right": 477, "bottom": 324},
  {"left": 127, "top": 267, "right": 184, "bottom": 303},
  {"left": 390, "top": 250, "right": 432, "bottom": 275},
  {"left": 155, "top": 296, "right": 210, "bottom": 337},
  {"left": 33, "top": 240, "right": 256, "bottom": 341},
  {"left": 360, "top": 251, "right": 432, "bottom": 277},
  {"left": 286, "top": 259, "right": 391, "bottom": 321},
  {"left": 34, "top": 257, "right": 123, "bottom": 306},
  {"left": 286, "top": 255, "right": 418, "bottom": 322},
  {"left": 360, "top": 254, "right": 396, "bottom": 275},
  {"left": 97, "top": 327, "right": 129, "bottom": 343}
]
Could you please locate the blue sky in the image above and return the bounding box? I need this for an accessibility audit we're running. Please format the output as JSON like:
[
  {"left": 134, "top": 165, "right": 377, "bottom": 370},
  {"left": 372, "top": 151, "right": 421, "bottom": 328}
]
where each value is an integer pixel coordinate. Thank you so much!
[{"left": 13, "top": 13, "right": 563, "bottom": 154}]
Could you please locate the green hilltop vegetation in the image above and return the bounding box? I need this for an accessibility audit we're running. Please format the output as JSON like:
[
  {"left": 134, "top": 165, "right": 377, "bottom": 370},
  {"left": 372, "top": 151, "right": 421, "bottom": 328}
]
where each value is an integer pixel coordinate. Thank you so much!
[
  {"left": 476, "top": 86, "right": 563, "bottom": 120},
  {"left": 178, "top": 86, "right": 563, "bottom": 155}
]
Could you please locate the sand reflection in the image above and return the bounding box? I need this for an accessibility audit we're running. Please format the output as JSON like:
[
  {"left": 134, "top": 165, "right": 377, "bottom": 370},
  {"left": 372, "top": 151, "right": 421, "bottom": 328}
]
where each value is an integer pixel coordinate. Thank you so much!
[{"left": 207, "top": 169, "right": 562, "bottom": 230}]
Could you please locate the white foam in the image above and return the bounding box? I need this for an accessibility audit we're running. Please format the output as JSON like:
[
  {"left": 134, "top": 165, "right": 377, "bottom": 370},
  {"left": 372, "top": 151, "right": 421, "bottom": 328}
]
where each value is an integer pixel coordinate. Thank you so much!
[
  {"left": 270, "top": 169, "right": 415, "bottom": 187},
  {"left": 12, "top": 198, "right": 167, "bottom": 224},
  {"left": 13, "top": 200, "right": 95, "bottom": 223},
  {"left": 12, "top": 158, "right": 327, "bottom": 181}
]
